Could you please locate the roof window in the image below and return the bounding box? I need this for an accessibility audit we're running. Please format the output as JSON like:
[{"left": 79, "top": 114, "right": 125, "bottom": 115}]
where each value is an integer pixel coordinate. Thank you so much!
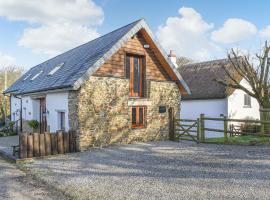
[
  {"left": 31, "top": 70, "right": 43, "bottom": 81},
  {"left": 48, "top": 63, "right": 64, "bottom": 75},
  {"left": 23, "top": 73, "right": 32, "bottom": 81}
]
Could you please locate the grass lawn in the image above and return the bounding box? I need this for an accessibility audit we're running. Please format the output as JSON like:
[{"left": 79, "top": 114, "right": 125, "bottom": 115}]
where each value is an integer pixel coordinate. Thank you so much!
[{"left": 205, "top": 135, "right": 270, "bottom": 144}]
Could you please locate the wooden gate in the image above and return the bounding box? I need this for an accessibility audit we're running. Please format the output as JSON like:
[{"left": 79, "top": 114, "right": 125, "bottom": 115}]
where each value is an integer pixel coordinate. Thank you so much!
[{"left": 175, "top": 119, "right": 199, "bottom": 143}]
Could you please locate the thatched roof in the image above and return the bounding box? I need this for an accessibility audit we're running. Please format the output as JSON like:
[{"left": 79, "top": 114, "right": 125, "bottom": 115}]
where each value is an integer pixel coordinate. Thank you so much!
[{"left": 179, "top": 58, "right": 242, "bottom": 100}]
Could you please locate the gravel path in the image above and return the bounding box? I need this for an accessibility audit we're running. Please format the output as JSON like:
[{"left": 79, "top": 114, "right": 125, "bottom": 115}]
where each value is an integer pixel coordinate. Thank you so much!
[
  {"left": 24, "top": 141, "right": 270, "bottom": 200},
  {"left": 0, "top": 156, "right": 68, "bottom": 200}
]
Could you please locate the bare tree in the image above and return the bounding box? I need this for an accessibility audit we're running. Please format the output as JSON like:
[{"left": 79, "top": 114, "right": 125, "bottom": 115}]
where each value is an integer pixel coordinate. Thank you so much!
[
  {"left": 0, "top": 66, "right": 23, "bottom": 124},
  {"left": 216, "top": 41, "right": 270, "bottom": 133},
  {"left": 176, "top": 57, "right": 193, "bottom": 68}
]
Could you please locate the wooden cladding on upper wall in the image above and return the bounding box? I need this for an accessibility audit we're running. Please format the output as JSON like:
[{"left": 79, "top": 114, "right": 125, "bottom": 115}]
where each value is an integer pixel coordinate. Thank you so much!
[{"left": 93, "top": 31, "right": 171, "bottom": 81}]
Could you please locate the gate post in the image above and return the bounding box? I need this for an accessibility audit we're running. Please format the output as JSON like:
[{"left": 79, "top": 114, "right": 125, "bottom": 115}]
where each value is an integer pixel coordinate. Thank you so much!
[
  {"left": 223, "top": 116, "right": 228, "bottom": 143},
  {"left": 200, "top": 114, "right": 205, "bottom": 142},
  {"left": 169, "top": 107, "right": 175, "bottom": 141},
  {"left": 197, "top": 118, "right": 200, "bottom": 142}
]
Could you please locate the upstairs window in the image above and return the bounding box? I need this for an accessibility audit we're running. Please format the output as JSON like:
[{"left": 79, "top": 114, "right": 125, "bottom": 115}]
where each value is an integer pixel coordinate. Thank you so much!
[
  {"left": 244, "top": 94, "right": 251, "bottom": 107},
  {"left": 31, "top": 70, "right": 43, "bottom": 80},
  {"left": 48, "top": 63, "right": 64, "bottom": 75},
  {"left": 125, "top": 54, "right": 146, "bottom": 97},
  {"left": 131, "top": 106, "right": 146, "bottom": 128}
]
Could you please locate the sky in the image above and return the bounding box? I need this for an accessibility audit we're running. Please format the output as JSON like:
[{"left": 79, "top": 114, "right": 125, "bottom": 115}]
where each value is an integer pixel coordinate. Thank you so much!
[{"left": 0, "top": 0, "right": 270, "bottom": 71}]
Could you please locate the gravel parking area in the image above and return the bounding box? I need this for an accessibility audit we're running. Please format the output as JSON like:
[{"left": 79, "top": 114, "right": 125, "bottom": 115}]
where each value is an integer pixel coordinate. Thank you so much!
[
  {"left": 0, "top": 156, "right": 68, "bottom": 200},
  {"left": 24, "top": 141, "right": 270, "bottom": 200}
]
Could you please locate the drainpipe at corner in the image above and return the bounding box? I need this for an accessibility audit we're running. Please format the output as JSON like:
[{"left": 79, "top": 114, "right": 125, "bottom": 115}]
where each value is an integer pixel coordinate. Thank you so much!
[{"left": 14, "top": 94, "right": 23, "bottom": 133}]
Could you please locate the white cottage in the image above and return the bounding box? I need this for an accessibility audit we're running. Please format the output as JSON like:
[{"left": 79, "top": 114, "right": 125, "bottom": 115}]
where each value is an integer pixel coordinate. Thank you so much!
[{"left": 179, "top": 59, "right": 260, "bottom": 137}]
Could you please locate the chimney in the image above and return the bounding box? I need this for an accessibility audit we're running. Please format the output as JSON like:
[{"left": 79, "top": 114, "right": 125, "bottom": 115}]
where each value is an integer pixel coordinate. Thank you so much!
[{"left": 168, "top": 50, "right": 178, "bottom": 68}]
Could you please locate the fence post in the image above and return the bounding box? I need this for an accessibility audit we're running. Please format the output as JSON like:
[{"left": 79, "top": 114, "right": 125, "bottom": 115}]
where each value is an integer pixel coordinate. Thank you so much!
[
  {"left": 19, "top": 133, "right": 28, "bottom": 159},
  {"left": 223, "top": 116, "right": 228, "bottom": 143},
  {"left": 200, "top": 114, "right": 205, "bottom": 142},
  {"left": 197, "top": 118, "right": 200, "bottom": 142},
  {"left": 168, "top": 107, "right": 175, "bottom": 141}
]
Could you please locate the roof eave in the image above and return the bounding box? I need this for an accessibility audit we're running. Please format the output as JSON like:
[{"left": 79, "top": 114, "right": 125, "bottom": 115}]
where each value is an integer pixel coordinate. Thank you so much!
[{"left": 72, "top": 19, "right": 191, "bottom": 95}]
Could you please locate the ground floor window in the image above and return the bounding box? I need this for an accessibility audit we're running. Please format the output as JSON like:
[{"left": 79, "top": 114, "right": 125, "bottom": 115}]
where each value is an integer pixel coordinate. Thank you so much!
[
  {"left": 131, "top": 106, "right": 146, "bottom": 128},
  {"left": 244, "top": 94, "right": 251, "bottom": 107},
  {"left": 58, "top": 111, "right": 65, "bottom": 130}
]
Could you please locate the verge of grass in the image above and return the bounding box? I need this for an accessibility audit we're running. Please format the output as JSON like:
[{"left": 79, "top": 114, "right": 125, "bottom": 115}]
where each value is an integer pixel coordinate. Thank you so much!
[{"left": 205, "top": 135, "right": 270, "bottom": 144}]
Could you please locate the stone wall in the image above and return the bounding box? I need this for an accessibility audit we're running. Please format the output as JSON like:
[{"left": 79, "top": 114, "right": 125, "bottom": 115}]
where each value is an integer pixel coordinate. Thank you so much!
[{"left": 68, "top": 76, "right": 180, "bottom": 150}]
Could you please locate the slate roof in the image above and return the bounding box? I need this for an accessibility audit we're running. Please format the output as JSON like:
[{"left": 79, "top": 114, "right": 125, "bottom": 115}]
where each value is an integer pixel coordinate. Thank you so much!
[
  {"left": 179, "top": 58, "right": 240, "bottom": 100},
  {"left": 5, "top": 19, "right": 190, "bottom": 95}
]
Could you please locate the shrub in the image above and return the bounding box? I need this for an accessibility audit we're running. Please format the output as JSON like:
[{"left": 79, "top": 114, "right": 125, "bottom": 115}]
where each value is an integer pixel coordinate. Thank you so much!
[
  {"left": 241, "top": 123, "right": 261, "bottom": 134},
  {"left": 9, "top": 121, "right": 15, "bottom": 127},
  {"left": 28, "top": 120, "right": 39, "bottom": 129}
]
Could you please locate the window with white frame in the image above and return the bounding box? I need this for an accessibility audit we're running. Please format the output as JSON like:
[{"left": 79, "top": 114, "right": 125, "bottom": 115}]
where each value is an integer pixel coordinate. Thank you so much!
[
  {"left": 48, "top": 63, "right": 64, "bottom": 75},
  {"left": 244, "top": 94, "right": 251, "bottom": 107},
  {"left": 58, "top": 111, "right": 65, "bottom": 130},
  {"left": 31, "top": 70, "right": 43, "bottom": 80}
]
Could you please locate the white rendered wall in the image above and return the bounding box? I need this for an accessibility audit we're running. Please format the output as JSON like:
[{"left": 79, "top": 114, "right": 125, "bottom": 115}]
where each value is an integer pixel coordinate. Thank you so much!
[
  {"left": 46, "top": 92, "right": 69, "bottom": 132},
  {"left": 228, "top": 79, "right": 260, "bottom": 121},
  {"left": 181, "top": 98, "right": 227, "bottom": 138},
  {"left": 10, "top": 96, "right": 21, "bottom": 121},
  {"left": 10, "top": 95, "right": 40, "bottom": 122}
]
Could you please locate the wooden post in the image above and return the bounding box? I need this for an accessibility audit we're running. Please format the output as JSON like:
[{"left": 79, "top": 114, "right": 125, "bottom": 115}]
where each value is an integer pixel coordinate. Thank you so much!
[
  {"left": 224, "top": 116, "right": 228, "bottom": 143},
  {"left": 75, "top": 130, "right": 80, "bottom": 152},
  {"left": 200, "top": 114, "right": 205, "bottom": 142},
  {"left": 63, "top": 132, "right": 70, "bottom": 153},
  {"left": 19, "top": 133, "right": 28, "bottom": 159},
  {"left": 197, "top": 118, "right": 200, "bottom": 142},
  {"left": 33, "top": 133, "right": 40, "bottom": 157},
  {"left": 69, "top": 130, "right": 75, "bottom": 152},
  {"left": 27, "top": 134, "right": 33, "bottom": 158},
  {"left": 168, "top": 107, "right": 175, "bottom": 141},
  {"left": 39, "top": 134, "right": 45, "bottom": 156},
  {"left": 44, "top": 132, "right": 51, "bottom": 156},
  {"left": 51, "top": 134, "right": 58, "bottom": 155},
  {"left": 57, "top": 130, "right": 64, "bottom": 154}
]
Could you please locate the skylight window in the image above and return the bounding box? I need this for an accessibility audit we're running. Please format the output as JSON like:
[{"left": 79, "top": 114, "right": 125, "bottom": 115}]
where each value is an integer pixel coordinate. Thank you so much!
[
  {"left": 31, "top": 70, "right": 43, "bottom": 81},
  {"left": 48, "top": 63, "right": 64, "bottom": 75},
  {"left": 23, "top": 73, "right": 32, "bottom": 81}
]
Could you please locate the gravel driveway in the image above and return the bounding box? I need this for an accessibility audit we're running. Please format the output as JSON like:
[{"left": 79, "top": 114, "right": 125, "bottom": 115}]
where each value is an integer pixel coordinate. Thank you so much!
[
  {"left": 0, "top": 156, "right": 68, "bottom": 200},
  {"left": 23, "top": 141, "right": 270, "bottom": 200}
]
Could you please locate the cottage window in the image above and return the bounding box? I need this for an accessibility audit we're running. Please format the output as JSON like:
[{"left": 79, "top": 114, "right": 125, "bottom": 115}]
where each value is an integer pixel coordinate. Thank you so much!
[
  {"left": 58, "top": 111, "right": 65, "bottom": 130},
  {"left": 125, "top": 54, "right": 146, "bottom": 97},
  {"left": 131, "top": 106, "right": 146, "bottom": 128},
  {"left": 244, "top": 94, "right": 251, "bottom": 107}
]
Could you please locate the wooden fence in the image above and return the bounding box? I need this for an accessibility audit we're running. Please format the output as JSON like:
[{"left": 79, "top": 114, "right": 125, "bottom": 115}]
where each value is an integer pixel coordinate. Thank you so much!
[
  {"left": 170, "top": 114, "right": 270, "bottom": 143},
  {"left": 19, "top": 130, "right": 78, "bottom": 159}
]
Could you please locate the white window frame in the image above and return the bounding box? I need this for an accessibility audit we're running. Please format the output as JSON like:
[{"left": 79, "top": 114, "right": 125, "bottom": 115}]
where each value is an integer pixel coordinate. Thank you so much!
[
  {"left": 57, "top": 111, "right": 66, "bottom": 131},
  {"left": 48, "top": 63, "right": 64, "bottom": 76},
  {"left": 23, "top": 73, "right": 32, "bottom": 81},
  {"left": 31, "top": 70, "right": 43, "bottom": 80},
  {"left": 244, "top": 94, "right": 251, "bottom": 108}
]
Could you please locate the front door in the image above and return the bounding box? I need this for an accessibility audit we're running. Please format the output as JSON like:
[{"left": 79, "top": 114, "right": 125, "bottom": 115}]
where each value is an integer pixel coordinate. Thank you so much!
[{"left": 40, "top": 98, "right": 47, "bottom": 133}]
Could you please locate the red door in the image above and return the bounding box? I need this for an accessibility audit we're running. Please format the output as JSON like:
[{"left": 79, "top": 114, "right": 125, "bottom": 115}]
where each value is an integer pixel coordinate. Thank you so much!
[{"left": 40, "top": 98, "right": 47, "bottom": 133}]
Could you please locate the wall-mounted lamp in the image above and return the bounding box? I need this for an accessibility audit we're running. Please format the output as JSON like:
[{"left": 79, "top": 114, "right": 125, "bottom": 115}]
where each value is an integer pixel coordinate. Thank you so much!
[{"left": 144, "top": 44, "right": 150, "bottom": 49}]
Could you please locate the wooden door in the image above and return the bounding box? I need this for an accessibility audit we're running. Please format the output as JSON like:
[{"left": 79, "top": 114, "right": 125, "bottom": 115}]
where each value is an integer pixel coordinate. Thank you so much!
[{"left": 40, "top": 98, "right": 47, "bottom": 133}]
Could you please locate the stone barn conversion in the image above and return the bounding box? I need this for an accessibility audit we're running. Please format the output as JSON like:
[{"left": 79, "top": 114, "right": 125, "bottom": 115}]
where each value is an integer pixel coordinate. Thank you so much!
[{"left": 4, "top": 19, "right": 190, "bottom": 150}]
